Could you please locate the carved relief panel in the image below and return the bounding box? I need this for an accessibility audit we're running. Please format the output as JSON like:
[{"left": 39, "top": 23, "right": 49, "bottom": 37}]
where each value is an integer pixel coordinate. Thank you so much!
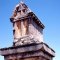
[{"left": 13, "top": 19, "right": 28, "bottom": 43}]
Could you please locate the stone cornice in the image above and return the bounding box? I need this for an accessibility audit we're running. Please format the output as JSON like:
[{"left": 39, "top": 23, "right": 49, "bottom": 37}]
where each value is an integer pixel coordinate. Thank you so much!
[{"left": 0, "top": 43, "right": 55, "bottom": 57}]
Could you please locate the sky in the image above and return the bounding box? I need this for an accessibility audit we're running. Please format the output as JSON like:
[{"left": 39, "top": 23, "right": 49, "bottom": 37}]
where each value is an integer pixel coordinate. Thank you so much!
[{"left": 0, "top": 0, "right": 60, "bottom": 60}]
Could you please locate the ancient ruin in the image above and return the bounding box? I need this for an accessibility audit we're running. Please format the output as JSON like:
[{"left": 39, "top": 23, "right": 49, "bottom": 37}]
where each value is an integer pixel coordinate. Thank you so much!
[{"left": 0, "top": 1, "right": 55, "bottom": 60}]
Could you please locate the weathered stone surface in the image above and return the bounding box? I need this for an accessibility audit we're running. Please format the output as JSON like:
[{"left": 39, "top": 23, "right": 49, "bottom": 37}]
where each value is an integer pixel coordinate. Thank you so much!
[
  {"left": 0, "top": 43, "right": 55, "bottom": 60},
  {"left": 14, "top": 35, "right": 42, "bottom": 46},
  {"left": 10, "top": 1, "right": 45, "bottom": 46},
  {"left": 0, "top": 1, "right": 55, "bottom": 60},
  {"left": 0, "top": 43, "right": 55, "bottom": 56}
]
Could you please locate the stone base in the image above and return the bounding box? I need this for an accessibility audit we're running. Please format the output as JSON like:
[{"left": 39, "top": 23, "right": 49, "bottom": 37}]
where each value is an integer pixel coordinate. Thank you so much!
[
  {"left": 13, "top": 35, "right": 41, "bottom": 46},
  {"left": 0, "top": 43, "right": 55, "bottom": 60}
]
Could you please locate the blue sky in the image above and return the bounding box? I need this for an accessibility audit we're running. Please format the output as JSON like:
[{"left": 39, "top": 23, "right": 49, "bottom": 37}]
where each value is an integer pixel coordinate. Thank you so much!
[{"left": 0, "top": 0, "right": 60, "bottom": 60}]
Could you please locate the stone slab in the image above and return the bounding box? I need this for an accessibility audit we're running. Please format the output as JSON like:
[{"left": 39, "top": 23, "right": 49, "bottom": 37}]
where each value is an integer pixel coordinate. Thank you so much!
[{"left": 0, "top": 43, "right": 55, "bottom": 57}]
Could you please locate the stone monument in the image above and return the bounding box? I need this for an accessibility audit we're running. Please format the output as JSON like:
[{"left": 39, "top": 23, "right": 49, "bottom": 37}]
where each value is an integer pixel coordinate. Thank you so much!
[{"left": 0, "top": 1, "right": 55, "bottom": 60}]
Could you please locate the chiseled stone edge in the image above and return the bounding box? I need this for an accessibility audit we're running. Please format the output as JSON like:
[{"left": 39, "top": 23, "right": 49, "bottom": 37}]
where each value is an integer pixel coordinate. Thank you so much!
[
  {"left": 0, "top": 43, "right": 55, "bottom": 57},
  {"left": 5, "top": 51, "right": 52, "bottom": 60}
]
